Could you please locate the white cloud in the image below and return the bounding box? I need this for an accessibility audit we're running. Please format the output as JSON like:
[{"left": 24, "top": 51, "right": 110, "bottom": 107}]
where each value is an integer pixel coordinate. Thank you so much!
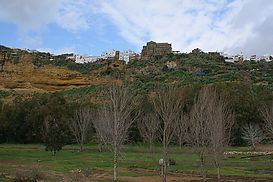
[
  {"left": 0, "top": 0, "right": 95, "bottom": 49},
  {"left": 56, "top": 0, "right": 93, "bottom": 32},
  {"left": 1, "top": 0, "right": 272, "bottom": 55},
  {"left": 0, "top": 0, "right": 60, "bottom": 32},
  {"left": 19, "top": 34, "right": 43, "bottom": 48},
  {"left": 37, "top": 47, "right": 74, "bottom": 55},
  {"left": 0, "top": 0, "right": 93, "bottom": 32},
  {"left": 98, "top": 0, "right": 230, "bottom": 51},
  {"left": 98, "top": 0, "right": 273, "bottom": 55}
]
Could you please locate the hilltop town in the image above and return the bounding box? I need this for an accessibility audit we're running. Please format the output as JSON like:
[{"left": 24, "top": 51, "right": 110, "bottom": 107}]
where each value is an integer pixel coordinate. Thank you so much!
[
  {"left": 63, "top": 41, "right": 273, "bottom": 63},
  {"left": 66, "top": 42, "right": 272, "bottom": 64},
  {"left": 1, "top": 41, "right": 272, "bottom": 69}
]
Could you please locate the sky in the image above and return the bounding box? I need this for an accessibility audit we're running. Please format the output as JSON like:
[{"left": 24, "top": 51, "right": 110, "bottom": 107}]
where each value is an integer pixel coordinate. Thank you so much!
[{"left": 0, "top": 0, "right": 273, "bottom": 56}]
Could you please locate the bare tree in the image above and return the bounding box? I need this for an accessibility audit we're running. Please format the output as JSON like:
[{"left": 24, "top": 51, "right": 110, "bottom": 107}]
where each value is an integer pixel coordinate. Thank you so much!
[
  {"left": 189, "top": 87, "right": 211, "bottom": 181},
  {"left": 205, "top": 87, "right": 235, "bottom": 180},
  {"left": 260, "top": 102, "right": 273, "bottom": 140},
  {"left": 175, "top": 113, "right": 190, "bottom": 148},
  {"left": 69, "top": 106, "right": 96, "bottom": 151},
  {"left": 137, "top": 110, "right": 159, "bottom": 152},
  {"left": 152, "top": 86, "right": 186, "bottom": 182},
  {"left": 93, "top": 109, "right": 111, "bottom": 151},
  {"left": 190, "top": 86, "right": 235, "bottom": 180},
  {"left": 242, "top": 123, "right": 264, "bottom": 150},
  {"left": 92, "top": 84, "right": 136, "bottom": 181}
]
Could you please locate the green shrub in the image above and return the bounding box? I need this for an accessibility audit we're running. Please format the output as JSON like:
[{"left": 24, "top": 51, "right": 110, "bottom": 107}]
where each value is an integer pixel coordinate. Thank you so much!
[{"left": 0, "top": 90, "right": 11, "bottom": 98}]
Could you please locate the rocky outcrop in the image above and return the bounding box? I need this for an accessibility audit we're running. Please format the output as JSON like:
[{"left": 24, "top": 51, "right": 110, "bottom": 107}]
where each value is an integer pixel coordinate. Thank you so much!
[{"left": 0, "top": 46, "right": 112, "bottom": 93}]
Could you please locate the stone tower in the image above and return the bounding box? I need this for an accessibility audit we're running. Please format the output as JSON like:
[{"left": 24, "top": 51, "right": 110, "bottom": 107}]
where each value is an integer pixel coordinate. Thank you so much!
[{"left": 141, "top": 41, "right": 172, "bottom": 60}]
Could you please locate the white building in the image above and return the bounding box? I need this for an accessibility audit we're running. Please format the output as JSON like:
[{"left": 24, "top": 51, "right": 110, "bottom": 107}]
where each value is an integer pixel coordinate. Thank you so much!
[
  {"left": 260, "top": 55, "right": 272, "bottom": 62},
  {"left": 75, "top": 55, "right": 100, "bottom": 63},
  {"left": 101, "top": 50, "right": 116, "bottom": 59},
  {"left": 172, "top": 51, "right": 181, "bottom": 54},
  {"left": 225, "top": 58, "right": 236, "bottom": 63},
  {"left": 220, "top": 52, "right": 244, "bottom": 63},
  {"left": 66, "top": 55, "right": 75, "bottom": 60},
  {"left": 101, "top": 49, "right": 137, "bottom": 64},
  {"left": 120, "top": 50, "right": 136, "bottom": 64},
  {"left": 250, "top": 55, "right": 258, "bottom": 61},
  {"left": 66, "top": 49, "right": 137, "bottom": 64}
]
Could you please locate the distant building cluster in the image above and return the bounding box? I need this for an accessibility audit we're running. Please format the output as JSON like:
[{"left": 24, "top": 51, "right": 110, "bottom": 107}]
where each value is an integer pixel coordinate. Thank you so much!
[
  {"left": 3, "top": 42, "right": 273, "bottom": 65},
  {"left": 220, "top": 52, "right": 273, "bottom": 63},
  {"left": 64, "top": 41, "right": 273, "bottom": 64},
  {"left": 48, "top": 41, "right": 176, "bottom": 64},
  {"left": 101, "top": 49, "right": 138, "bottom": 63},
  {"left": 67, "top": 50, "right": 138, "bottom": 64}
]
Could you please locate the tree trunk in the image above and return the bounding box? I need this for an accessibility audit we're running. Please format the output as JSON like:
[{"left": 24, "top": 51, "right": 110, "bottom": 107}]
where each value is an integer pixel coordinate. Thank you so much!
[
  {"left": 200, "top": 152, "right": 206, "bottom": 181},
  {"left": 98, "top": 143, "right": 103, "bottom": 152},
  {"left": 252, "top": 142, "right": 256, "bottom": 151},
  {"left": 179, "top": 139, "right": 183, "bottom": 149},
  {"left": 113, "top": 145, "right": 117, "bottom": 181},
  {"left": 149, "top": 140, "right": 153, "bottom": 153},
  {"left": 217, "top": 166, "right": 220, "bottom": 181},
  {"left": 162, "top": 131, "right": 167, "bottom": 182},
  {"left": 80, "top": 143, "right": 83, "bottom": 152},
  {"left": 161, "top": 157, "right": 167, "bottom": 182},
  {"left": 161, "top": 164, "right": 164, "bottom": 180},
  {"left": 214, "top": 155, "right": 221, "bottom": 181}
]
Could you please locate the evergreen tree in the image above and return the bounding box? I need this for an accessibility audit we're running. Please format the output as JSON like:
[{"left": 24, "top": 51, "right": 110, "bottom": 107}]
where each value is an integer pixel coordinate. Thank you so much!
[{"left": 43, "top": 116, "right": 67, "bottom": 155}]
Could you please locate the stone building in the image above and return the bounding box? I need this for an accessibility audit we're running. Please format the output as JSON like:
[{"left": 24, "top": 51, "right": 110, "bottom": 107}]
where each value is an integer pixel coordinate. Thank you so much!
[{"left": 141, "top": 41, "right": 172, "bottom": 60}]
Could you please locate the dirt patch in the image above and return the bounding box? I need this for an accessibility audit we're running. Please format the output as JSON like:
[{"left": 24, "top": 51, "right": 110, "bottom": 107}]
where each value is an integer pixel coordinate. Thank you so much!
[
  {"left": 90, "top": 168, "right": 273, "bottom": 182},
  {"left": 119, "top": 175, "right": 202, "bottom": 182},
  {"left": 106, "top": 174, "right": 273, "bottom": 182},
  {"left": 2, "top": 165, "right": 273, "bottom": 182},
  {"left": 256, "top": 144, "right": 273, "bottom": 152}
]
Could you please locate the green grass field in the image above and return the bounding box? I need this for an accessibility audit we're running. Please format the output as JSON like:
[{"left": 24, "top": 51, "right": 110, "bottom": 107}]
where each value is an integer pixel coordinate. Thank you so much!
[{"left": 0, "top": 144, "right": 273, "bottom": 181}]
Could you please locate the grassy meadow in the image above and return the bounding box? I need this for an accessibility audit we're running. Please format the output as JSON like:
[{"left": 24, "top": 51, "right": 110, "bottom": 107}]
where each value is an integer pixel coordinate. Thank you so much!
[{"left": 0, "top": 144, "right": 273, "bottom": 181}]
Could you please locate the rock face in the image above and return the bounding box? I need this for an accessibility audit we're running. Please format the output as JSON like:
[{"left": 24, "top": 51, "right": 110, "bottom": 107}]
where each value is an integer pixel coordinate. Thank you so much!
[
  {"left": 0, "top": 46, "right": 111, "bottom": 93},
  {"left": 141, "top": 41, "right": 172, "bottom": 60},
  {"left": 166, "top": 61, "right": 177, "bottom": 69}
]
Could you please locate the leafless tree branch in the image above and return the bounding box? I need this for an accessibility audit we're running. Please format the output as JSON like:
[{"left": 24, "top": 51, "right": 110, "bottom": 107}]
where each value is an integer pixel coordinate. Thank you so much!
[
  {"left": 260, "top": 101, "right": 273, "bottom": 140},
  {"left": 152, "top": 85, "right": 186, "bottom": 182},
  {"left": 92, "top": 84, "right": 136, "bottom": 181},
  {"left": 69, "top": 106, "right": 96, "bottom": 151},
  {"left": 189, "top": 85, "right": 234, "bottom": 181},
  {"left": 137, "top": 109, "right": 159, "bottom": 152},
  {"left": 175, "top": 113, "right": 190, "bottom": 148},
  {"left": 242, "top": 123, "right": 264, "bottom": 150}
]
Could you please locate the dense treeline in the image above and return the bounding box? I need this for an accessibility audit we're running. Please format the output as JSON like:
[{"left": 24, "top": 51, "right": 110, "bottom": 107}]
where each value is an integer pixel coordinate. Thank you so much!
[
  {"left": 0, "top": 82, "right": 271, "bottom": 145},
  {"left": 0, "top": 94, "right": 72, "bottom": 143}
]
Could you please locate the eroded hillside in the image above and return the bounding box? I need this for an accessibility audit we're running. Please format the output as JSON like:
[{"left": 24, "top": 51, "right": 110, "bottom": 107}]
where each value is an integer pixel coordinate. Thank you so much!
[{"left": 0, "top": 46, "right": 113, "bottom": 93}]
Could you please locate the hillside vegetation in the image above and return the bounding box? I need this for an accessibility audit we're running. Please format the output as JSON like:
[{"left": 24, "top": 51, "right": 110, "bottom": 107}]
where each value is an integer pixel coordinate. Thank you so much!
[
  {"left": 0, "top": 45, "right": 273, "bottom": 146},
  {"left": 1, "top": 45, "right": 272, "bottom": 97}
]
